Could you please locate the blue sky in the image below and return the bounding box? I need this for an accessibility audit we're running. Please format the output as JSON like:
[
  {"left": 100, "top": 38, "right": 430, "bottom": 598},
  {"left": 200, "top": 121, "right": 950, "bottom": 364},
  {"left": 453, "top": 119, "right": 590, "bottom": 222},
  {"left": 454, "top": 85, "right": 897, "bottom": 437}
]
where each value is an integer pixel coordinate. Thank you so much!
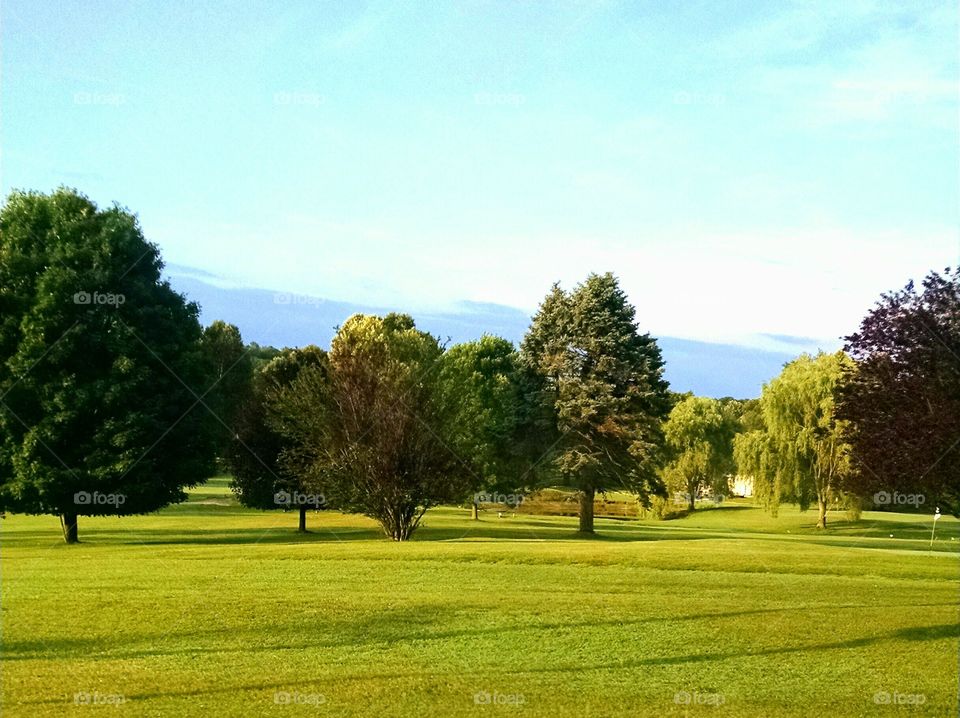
[{"left": 3, "top": 0, "right": 958, "bottom": 352}]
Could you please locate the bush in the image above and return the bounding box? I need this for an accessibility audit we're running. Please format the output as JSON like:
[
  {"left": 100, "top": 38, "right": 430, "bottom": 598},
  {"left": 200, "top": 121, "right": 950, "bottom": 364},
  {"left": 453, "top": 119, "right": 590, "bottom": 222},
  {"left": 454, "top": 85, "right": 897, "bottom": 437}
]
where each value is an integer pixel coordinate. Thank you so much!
[
  {"left": 842, "top": 493, "right": 865, "bottom": 522},
  {"left": 644, "top": 496, "right": 687, "bottom": 521}
]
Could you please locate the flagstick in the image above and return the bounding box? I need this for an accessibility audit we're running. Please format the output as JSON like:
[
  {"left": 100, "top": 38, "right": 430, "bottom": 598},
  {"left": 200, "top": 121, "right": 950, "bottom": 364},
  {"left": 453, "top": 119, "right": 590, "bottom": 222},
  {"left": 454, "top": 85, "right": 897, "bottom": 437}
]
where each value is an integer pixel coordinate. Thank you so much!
[{"left": 930, "top": 507, "right": 941, "bottom": 549}]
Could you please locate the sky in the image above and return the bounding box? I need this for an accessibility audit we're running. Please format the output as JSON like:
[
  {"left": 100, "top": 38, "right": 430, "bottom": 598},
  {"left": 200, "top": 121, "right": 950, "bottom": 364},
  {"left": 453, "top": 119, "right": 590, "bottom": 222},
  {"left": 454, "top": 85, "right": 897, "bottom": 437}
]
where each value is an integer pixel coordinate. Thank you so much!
[{"left": 3, "top": 0, "right": 958, "bottom": 353}]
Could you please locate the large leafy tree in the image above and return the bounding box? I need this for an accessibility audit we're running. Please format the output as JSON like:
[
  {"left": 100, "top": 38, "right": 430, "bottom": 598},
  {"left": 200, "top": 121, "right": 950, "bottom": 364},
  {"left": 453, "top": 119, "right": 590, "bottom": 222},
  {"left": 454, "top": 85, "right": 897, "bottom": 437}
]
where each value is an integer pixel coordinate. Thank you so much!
[
  {"left": 272, "top": 314, "right": 468, "bottom": 540},
  {"left": 0, "top": 188, "right": 215, "bottom": 542},
  {"left": 735, "top": 352, "right": 853, "bottom": 528},
  {"left": 838, "top": 268, "right": 960, "bottom": 514},
  {"left": 662, "top": 396, "right": 737, "bottom": 511},
  {"left": 227, "top": 345, "right": 327, "bottom": 532},
  {"left": 520, "top": 273, "right": 671, "bottom": 533},
  {"left": 435, "top": 335, "right": 535, "bottom": 519},
  {"left": 200, "top": 320, "right": 253, "bottom": 460}
]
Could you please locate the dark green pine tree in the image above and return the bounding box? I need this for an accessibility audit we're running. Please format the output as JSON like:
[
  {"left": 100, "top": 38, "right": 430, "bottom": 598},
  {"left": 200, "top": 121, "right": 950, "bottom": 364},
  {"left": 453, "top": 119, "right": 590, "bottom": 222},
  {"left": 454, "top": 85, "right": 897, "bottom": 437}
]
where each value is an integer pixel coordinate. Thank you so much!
[
  {"left": 0, "top": 188, "right": 216, "bottom": 542},
  {"left": 521, "top": 273, "right": 671, "bottom": 533}
]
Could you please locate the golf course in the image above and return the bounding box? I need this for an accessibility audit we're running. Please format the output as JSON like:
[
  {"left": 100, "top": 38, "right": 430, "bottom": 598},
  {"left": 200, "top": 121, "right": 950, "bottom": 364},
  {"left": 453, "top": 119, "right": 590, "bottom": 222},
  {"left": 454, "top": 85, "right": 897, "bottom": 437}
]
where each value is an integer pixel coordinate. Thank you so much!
[{"left": 3, "top": 477, "right": 957, "bottom": 717}]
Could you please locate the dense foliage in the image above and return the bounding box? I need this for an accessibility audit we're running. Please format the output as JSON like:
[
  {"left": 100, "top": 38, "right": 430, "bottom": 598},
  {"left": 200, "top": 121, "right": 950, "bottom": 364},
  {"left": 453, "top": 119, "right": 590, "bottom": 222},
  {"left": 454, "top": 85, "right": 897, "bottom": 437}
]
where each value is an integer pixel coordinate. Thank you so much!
[
  {"left": 839, "top": 268, "right": 960, "bottom": 515},
  {"left": 227, "top": 345, "right": 328, "bottom": 531},
  {"left": 0, "top": 188, "right": 215, "bottom": 541},
  {"left": 3, "top": 187, "right": 954, "bottom": 540},
  {"left": 435, "top": 335, "right": 537, "bottom": 517},
  {"left": 521, "top": 273, "right": 671, "bottom": 532},
  {"left": 662, "top": 396, "right": 738, "bottom": 511},
  {"left": 735, "top": 352, "right": 853, "bottom": 527},
  {"left": 200, "top": 320, "right": 253, "bottom": 460},
  {"left": 271, "top": 314, "right": 470, "bottom": 540}
]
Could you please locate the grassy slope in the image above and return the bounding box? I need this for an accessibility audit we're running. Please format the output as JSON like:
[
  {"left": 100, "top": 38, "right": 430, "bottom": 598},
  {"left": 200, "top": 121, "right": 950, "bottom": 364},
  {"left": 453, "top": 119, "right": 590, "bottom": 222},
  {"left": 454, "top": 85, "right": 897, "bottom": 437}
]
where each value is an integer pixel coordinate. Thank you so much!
[{"left": 2, "top": 477, "right": 958, "bottom": 717}]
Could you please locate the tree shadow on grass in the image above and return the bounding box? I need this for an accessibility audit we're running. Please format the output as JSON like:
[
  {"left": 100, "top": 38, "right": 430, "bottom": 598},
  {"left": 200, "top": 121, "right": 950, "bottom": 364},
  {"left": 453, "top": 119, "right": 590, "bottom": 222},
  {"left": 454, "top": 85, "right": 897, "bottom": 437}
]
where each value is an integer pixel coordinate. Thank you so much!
[
  {"left": 4, "top": 509, "right": 956, "bottom": 549},
  {"left": 0, "top": 524, "right": 387, "bottom": 546},
  {"left": 6, "top": 602, "right": 957, "bottom": 664},
  {"left": 12, "top": 620, "right": 960, "bottom": 706},
  {"left": 1, "top": 518, "right": 726, "bottom": 546},
  {"left": 507, "top": 621, "right": 960, "bottom": 676}
]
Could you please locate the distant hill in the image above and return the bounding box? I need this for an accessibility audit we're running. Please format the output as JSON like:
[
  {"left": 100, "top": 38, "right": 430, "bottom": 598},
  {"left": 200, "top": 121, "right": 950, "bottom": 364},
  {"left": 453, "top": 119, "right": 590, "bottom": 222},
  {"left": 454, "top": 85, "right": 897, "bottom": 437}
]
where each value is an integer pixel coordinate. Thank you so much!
[{"left": 166, "top": 271, "right": 799, "bottom": 399}]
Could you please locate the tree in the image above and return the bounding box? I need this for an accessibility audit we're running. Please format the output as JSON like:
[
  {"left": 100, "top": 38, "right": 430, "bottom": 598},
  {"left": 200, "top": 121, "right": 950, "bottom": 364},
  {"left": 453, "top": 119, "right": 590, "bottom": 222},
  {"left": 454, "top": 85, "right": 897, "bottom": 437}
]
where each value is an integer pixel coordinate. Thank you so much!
[
  {"left": 520, "top": 273, "right": 671, "bottom": 533},
  {"left": 227, "top": 346, "right": 328, "bottom": 532},
  {"left": 200, "top": 320, "right": 253, "bottom": 460},
  {"left": 246, "top": 342, "right": 282, "bottom": 371},
  {"left": 435, "top": 335, "right": 532, "bottom": 519},
  {"left": 0, "top": 188, "right": 215, "bottom": 542},
  {"left": 662, "top": 396, "right": 737, "bottom": 511},
  {"left": 735, "top": 352, "right": 853, "bottom": 528},
  {"left": 838, "top": 268, "right": 960, "bottom": 515},
  {"left": 272, "top": 314, "right": 468, "bottom": 540},
  {"left": 735, "top": 398, "right": 764, "bottom": 433}
]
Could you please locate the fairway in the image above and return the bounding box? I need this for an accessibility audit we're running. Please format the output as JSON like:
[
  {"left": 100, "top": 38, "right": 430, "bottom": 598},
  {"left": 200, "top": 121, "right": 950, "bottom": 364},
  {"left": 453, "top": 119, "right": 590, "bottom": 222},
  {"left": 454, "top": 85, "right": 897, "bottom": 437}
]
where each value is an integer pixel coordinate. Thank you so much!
[{"left": 2, "top": 477, "right": 958, "bottom": 717}]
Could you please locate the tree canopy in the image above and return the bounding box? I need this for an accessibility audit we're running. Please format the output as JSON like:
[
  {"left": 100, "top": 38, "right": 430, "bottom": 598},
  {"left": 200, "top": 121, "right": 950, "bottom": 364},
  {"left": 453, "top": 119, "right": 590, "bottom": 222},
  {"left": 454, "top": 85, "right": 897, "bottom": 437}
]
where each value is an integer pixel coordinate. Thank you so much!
[
  {"left": 735, "top": 352, "right": 853, "bottom": 528},
  {"left": 436, "top": 335, "right": 535, "bottom": 517},
  {"left": 662, "top": 396, "right": 738, "bottom": 511},
  {"left": 271, "top": 314, "right": 469, "bottom": 540},
  {"left": 200, "top": 320, "right": 253, "bottom": 460},
  {"left": 839, "top": 268, "right": 960, "bottom": 515},
  {"left": 520, "top": 273, "right": 671, "bottom": 532},
  {"left": 0, "top": 188, "right": 215, "bottom": 542},
  {"left": 227, "top": 345, "right": 328, "bottom": 531}
]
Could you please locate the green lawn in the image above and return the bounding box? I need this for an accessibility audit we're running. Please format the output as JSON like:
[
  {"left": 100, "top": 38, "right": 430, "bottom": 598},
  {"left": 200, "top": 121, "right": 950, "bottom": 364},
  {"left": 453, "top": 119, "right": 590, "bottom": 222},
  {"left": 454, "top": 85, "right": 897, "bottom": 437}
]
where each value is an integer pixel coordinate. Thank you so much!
[{"left": 2, "top": 477, "right": 958, "bottom": 716}]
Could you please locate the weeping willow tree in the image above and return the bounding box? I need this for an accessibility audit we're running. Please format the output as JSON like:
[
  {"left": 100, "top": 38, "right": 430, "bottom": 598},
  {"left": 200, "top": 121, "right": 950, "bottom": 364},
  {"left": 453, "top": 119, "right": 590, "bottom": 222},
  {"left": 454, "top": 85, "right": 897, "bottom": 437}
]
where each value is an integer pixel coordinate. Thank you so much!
[
  {"left": 734, "top": 430, "right": 780, "bottom": 514},
  {"left": 662, "top": 396, "right": 738, "bottom": 511},
  {"left": 734, "top": 352, "right": 854, "bottom": 528}
]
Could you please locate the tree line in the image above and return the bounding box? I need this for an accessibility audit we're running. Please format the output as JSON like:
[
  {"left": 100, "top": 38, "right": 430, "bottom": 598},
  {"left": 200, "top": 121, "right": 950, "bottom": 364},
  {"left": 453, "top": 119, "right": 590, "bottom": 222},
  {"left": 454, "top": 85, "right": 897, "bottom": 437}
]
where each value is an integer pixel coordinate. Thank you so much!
[{"left": 1, "top": 188, "right": 956, "bottom": 542}]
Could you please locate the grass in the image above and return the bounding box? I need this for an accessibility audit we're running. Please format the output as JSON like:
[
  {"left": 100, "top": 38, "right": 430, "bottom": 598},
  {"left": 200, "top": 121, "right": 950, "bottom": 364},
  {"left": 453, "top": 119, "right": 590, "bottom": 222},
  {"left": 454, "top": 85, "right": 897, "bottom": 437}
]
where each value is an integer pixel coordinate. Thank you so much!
[{"left": 2, "top": 476, "right": 958, "bottom": 716}]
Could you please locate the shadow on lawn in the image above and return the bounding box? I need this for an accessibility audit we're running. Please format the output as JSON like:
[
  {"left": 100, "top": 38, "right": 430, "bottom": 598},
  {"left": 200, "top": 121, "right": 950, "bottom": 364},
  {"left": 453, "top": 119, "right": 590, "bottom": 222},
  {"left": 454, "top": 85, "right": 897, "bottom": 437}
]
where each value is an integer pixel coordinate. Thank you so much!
[
  {"left": 3, "top": 507, "right": 956, "bottom": 549},
  {"left": 511, "top": 621, "right": 960, "bottom": 677},
  {"left": 11, "top": 618, "right": 960, "bottom": 706},
  {"left": 1, "top": 517, "right": 726, "bottom": 546},
  {"left": 0, "top": 521, "right": 385, "bottom": 546},
  {"left": 7, "top": 601, "right": 958, "bottom": 664}
]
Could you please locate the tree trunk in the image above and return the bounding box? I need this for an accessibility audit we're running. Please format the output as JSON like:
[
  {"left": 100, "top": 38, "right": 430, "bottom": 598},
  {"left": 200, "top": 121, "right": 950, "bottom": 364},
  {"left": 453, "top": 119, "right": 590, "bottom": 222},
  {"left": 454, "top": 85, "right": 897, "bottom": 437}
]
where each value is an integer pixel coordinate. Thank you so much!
[
  {"left": 60, "top": 513, "right": 79, "bottom": 544},
  {"left": 579, "top": 487, "right": 595, "bottom": 533},
  {"left": 381, "top": 503, "right": 418, "bottom": 541},
  {"left": 298, "top": 506, "right": 307, "bottom": 532},
  {"left": 471, "top": 501, "right": 479, "bottom": 520},
  {"left": 816, "top": 499, "right": 827, "bottom": 529},
  {"left": 688, "top": 485, "right": 696, "bottom": 512}
]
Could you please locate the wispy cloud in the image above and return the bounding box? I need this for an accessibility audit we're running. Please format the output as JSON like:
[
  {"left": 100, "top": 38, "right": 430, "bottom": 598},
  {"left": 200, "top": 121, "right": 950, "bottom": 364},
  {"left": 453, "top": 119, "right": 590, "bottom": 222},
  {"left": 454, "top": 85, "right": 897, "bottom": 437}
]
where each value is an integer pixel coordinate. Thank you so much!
[{"left": 721, "top": 1, "right": 957, "bottom": 131}]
